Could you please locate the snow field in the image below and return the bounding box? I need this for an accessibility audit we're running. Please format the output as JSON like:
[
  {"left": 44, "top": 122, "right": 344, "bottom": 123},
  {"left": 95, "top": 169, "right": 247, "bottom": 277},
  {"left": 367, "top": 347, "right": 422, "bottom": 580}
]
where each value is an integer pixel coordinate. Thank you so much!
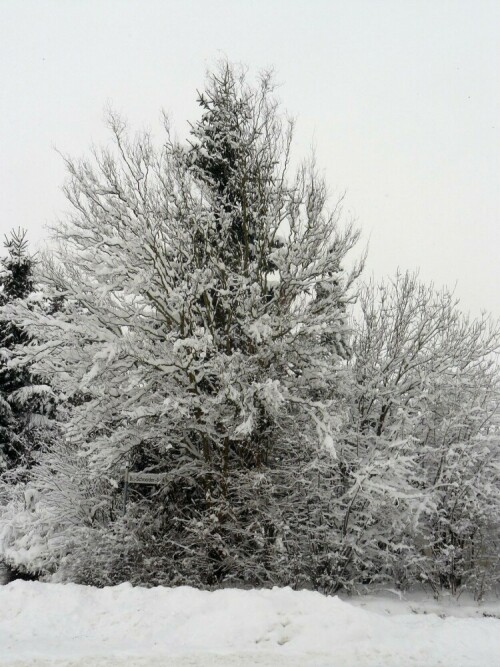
[{"left": 1, "top": 582, "right": 499, "bottom": 666}]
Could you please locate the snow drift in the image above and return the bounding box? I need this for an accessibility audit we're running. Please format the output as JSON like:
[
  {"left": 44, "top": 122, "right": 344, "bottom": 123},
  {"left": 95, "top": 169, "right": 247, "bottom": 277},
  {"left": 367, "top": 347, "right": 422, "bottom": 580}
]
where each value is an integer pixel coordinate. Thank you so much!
[{"left": 0, "top": 582, "right": 499, "bottom": 666}]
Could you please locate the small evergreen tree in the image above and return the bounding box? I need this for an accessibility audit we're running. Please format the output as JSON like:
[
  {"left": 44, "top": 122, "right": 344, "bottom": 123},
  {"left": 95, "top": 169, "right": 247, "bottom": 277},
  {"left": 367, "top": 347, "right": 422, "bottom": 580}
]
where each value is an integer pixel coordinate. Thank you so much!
[
  {"left": 0, "top": 229, "right": 57, "bottom": 482},
  {"left": 0, "top": 230, "right": 37, "bottom": 475}
]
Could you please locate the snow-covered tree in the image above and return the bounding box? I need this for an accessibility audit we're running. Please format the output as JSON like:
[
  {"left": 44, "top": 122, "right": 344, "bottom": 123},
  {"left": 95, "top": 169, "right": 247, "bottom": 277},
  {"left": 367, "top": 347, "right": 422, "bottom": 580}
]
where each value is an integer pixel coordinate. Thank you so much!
[
  {"left": 3, "top": 63, "right": 361, "bottom": 587},
  {"left": 347, "top": 272, "right": 500, "bottom": 595},
  {"left": 0, "top": 230, "right": 55, "bottom": 479}
]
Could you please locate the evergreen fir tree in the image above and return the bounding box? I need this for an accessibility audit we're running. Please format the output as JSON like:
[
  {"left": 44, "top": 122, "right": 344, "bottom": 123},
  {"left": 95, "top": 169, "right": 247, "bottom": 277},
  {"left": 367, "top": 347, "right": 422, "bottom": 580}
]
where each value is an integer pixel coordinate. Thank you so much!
[{"left": 0, "top": 230, "right": 53, "bottom": 477}]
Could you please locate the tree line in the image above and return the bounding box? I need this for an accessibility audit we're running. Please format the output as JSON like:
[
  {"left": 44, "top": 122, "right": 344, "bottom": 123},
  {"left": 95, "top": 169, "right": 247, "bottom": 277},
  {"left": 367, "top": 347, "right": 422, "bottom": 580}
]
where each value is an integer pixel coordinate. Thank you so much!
[{"left": 0, "top": 63, "right": 498, "bottom": 597}]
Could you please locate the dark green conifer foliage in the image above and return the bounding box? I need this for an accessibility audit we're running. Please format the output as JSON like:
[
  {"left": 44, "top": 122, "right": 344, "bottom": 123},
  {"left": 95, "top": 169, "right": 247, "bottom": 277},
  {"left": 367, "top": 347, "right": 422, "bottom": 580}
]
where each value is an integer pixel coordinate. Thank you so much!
[
  {"left": 188, "top": 65, "right": 284, "bottom": 335},
  {"left": 0, "top": 229, "right": 38, "bottom": 473},
  {"left": 189, "top": 66, "right": 254, "bottom": 262}
]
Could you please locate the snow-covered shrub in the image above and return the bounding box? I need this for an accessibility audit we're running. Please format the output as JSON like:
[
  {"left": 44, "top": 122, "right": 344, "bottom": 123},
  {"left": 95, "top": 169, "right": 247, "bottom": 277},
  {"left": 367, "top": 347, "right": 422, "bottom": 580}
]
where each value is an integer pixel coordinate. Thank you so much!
[
  {"left": 0, "top": 435, "right": 118, "bottom": 580},
  {"left": 0, "top": 488, "right": 59, "bottom": 576}
]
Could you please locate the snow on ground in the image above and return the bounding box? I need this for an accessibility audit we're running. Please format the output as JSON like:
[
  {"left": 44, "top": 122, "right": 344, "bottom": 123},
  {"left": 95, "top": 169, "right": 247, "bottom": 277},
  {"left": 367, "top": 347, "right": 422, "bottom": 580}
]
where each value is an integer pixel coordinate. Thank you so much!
[{"left": 0, "top": 581, "right": 499, "bottom": 667}]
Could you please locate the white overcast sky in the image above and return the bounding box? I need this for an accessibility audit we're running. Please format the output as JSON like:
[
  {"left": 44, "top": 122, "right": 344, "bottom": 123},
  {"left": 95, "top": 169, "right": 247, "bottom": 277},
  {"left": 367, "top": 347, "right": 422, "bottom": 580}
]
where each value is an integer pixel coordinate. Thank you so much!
[{"left": 1, "top": 0, "right": 499, "bottom": 315}]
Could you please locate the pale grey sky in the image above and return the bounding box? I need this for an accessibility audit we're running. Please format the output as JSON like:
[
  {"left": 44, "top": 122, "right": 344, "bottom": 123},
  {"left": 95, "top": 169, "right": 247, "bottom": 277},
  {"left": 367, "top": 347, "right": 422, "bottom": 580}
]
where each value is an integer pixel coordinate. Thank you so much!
[{"left": 1, "top": 0, "right": 499, "bottom": 315}]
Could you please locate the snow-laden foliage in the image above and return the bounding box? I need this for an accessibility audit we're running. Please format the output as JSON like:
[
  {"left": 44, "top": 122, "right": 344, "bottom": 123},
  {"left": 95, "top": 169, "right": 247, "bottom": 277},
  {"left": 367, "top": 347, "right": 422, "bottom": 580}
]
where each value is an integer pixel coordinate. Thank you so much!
[
  {"left": 1, "top": 65, "right": 498, "bottom": 597},
  {"left": 0, "top": 230, "right": 56, "bottom": 480},
  {"left": 1, "top": 64, "right": 361, "bottom": 588},
  {"left": 346, "top": 272, "right": 500, "bottom": 596}
]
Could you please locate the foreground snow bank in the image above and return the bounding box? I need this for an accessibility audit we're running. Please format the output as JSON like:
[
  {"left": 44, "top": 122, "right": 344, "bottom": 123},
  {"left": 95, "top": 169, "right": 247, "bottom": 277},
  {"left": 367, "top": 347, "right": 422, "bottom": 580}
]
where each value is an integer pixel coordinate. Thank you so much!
[{"left": 0, "top": 582, "right": 499, "bottom": 667}]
